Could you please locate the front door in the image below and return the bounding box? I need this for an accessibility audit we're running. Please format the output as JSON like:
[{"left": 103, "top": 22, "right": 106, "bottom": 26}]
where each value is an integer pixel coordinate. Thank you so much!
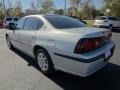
[
  {"left": 9, "top": 17, "right": 26, "bottom": 49},
  {"left": 19, "top": 17, "right": 38, "bottom": 56}
]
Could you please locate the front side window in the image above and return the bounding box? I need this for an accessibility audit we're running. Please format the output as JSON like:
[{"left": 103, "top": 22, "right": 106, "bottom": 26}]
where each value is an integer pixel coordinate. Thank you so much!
[
  {"left": 6, "top": 18, "right": 12, "bottom": 21},
  {"left": 96, "top": 16, "right": 106, "bottom": 20},
  {"left": 44, "top": 15, "right": 86, "bottom": 29},
  {"left": 23, "top": 17, "right": 38, "bottom": 30},
  {"left": 37, "top": 20, "right": 44, "bottom": 29}
]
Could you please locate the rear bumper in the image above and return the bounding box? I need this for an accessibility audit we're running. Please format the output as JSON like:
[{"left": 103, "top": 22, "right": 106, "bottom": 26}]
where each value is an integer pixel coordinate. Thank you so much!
[
  {"left": 94, "top": 23, "right": 109, "bottom": 29},
  {"left": 94, "top": 25, "right": 120, "bottom": 29},
  {"left": 54, "top": 42, "right": 115, "bottom": 77},
  {"left": 78, "top": 45, "right": 115, "bottom": 77}
]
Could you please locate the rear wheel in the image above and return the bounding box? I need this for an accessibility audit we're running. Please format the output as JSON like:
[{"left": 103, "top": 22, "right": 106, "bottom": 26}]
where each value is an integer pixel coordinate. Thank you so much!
[{"left": 35, "top": 49, "right": 55, "bottom": 75}]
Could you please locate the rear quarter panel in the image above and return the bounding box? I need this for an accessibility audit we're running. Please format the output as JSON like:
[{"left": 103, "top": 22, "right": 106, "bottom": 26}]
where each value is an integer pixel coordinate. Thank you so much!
[{"left": 34, "top": 29, "right": 80, "bottom": 67}]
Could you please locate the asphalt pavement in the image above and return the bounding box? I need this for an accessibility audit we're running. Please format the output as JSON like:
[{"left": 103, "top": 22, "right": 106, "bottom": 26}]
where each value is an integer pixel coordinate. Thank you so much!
[{"left": 0, "top": 28, "right": 120, "bottom": 90}]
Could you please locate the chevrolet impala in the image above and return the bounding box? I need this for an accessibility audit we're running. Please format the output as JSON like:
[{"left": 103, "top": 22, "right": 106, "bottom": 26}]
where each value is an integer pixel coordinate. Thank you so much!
[{"left": 6, "top": 15, "right": 115, "bottom": 77}]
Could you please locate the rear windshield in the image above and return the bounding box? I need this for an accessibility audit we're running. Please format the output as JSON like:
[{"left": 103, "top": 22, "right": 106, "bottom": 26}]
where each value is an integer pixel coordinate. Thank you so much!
[
  {"left": 96, "top": 16, "right": 106, "bottom": 20},
  {"left": 13, "top": 18, "right": 19, "bottom": 21},
  {"left": 44, "top": 15, "right": 86, "bottom": 29},
  {"left": 6, "top": 18, "right": 12, "bottom": 21}
]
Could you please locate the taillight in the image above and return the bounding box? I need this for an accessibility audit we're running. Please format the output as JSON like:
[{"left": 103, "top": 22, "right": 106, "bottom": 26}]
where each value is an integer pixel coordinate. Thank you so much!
[
  {"left": 74, "top": 39, "right": 94, "bottom": 53},
  {"left": 93, "top": 39, "right": 101, "bottom": 48},
  {"left": 74, "top": 33, "right": 112, "bottom": 54},
  {"left": 82, "top": 39, "right": 94, "bottom": 51}
]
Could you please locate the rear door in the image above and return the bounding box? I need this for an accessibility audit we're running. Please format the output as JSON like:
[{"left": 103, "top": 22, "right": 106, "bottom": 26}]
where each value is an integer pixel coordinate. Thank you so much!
[{"left": 19, "top": 17, "right": 40, "bottom": 56}]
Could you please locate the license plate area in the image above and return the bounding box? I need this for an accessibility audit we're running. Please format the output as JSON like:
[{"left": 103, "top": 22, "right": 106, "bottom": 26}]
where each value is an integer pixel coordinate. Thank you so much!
[{"left": 104, "top": 49, "right": 111, "bottom": 61}]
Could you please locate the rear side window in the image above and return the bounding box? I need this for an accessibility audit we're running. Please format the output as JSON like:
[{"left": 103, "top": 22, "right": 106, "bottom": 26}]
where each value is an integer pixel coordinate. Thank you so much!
[
  {"left": 108, "top": 17, "right": 118, "bottom": 21},
  {"left": 23, "top": 17, "right": 38, "bottom": 30},
  {"left": 16, "top": 18, "right": 26, "bottom": 30},
  {"left": 96, "top": 17, "right": 106, "bottom": 20},
  {"left": 44, "top": 15, "right": 85, "bottom": 29},
  {"left": 37, "top": 20, "right": 44, "bottom": 29},
  {"left": 6, "top": 18, "right": 12, "bottom": 21}
]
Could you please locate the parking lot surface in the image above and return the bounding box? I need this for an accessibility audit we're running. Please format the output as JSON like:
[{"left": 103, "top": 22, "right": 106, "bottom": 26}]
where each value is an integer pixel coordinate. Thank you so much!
[{"left": 0, "top": 28, "right": 120, "bottom": 90}]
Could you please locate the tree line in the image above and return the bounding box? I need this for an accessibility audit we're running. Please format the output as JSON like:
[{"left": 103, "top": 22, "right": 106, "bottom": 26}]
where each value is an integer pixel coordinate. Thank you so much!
[{"left": 0, "top": 0, "right": 120, "bottom": 19}]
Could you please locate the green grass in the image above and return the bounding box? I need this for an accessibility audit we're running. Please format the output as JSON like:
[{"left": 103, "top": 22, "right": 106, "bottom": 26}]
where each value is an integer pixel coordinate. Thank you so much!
[{"left": 84, "top": 20, "right": 95, "bottom": 27}]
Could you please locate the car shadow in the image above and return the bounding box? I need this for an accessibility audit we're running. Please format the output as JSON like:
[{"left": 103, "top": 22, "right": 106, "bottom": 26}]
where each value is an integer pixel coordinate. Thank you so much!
[
  {"left": 112, "top": 29, "right": 120, "bottom": 33},
  {"left": 12, "top": 48, "right": 120, "bottom": 90}
]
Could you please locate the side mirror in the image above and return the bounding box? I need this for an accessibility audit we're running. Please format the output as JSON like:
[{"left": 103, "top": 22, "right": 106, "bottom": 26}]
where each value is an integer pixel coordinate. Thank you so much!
[{"left": 8, "top": 24, "right": 16, "bottom": 30}]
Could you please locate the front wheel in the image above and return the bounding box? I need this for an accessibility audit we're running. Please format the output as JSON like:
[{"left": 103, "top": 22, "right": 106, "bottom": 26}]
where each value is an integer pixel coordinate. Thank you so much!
[
  {"left": 109, "top": 25, "right": 113, "bottom": 30},
  {"left": 36, "top": 49, "right": 55, "bottom": 75},
  {"left": 6, "top": 36, "right": 13, "bottom": 50}
]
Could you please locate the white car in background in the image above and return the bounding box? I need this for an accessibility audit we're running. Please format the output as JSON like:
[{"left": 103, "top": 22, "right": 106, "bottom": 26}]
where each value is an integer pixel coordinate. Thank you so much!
[
  {"left": 3, "top": 17, "right": 20, "bottom": 27},
  {"left": 94, "top": 16, "right": 120, "bottom": 30},
  {"left": 6, "top": 15, "right": 115, "bottom": 77}
]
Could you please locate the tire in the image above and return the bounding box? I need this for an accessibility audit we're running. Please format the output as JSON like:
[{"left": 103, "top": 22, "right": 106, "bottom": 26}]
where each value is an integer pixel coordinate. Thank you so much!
[
  {"left": 35, "top": 49, "right": 55, "bottom": 75},
  {"left": 6, "top": 36, "right": 13, "bottom": 50},
  {"left": 109, "top": 25, "right": 113, "bottom": 30},
  {"left": 9, "top": 23, "right": 14, "bottom": 27}
]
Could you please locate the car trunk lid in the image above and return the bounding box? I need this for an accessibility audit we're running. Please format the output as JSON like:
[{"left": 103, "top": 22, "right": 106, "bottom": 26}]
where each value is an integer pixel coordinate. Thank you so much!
[{"left": 61, "top": 27, "right": 111, "bottom": 38}]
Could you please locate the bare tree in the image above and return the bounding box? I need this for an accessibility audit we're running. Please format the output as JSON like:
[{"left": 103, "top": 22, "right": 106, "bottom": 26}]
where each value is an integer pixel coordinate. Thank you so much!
[
  {"left": 0, "top": 1, "right": 5, "bottom": 19},
  {"left": 31, "top": 0, "right": 36, "bottom": 11},
  {"left": 41, "top": 0, "right": 54, "bottom": 14},
  {"left": 36, "top": 0, "right": 42, "bottom": 11},
  {"left": 0, "top": 1, "right": 2, "bottom": 10},
  {"left": 80, "top": 0, "right": 94, "bottom": 19},
  {"left": 2, "top": 0, "right": 6, "bottom": 15},
  {"left": 70, "top": 0, "right": 81, "bottom": 9},
  {"left": 69, "top": 0, "right": 81, "bottom": 16},
  {"left": 14, "top": 0, "right": 23, "bottom": 16}
]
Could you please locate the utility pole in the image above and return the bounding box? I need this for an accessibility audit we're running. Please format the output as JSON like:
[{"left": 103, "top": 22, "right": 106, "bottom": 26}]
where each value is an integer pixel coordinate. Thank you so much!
[
  {"left": 2, "top": 0, "right": 6, "bottom": 15},
  {"left": 8, "top": 0, "right": 10, "bottom": 9},
  {"left": 65, "top": 0, "right": 67, "bottom": 15},
  {"left": 8, "top": 0, "right": 11, "bottom": 16},
  {"left": 37, "top": 0, "right": 40, "bottom": 12}
]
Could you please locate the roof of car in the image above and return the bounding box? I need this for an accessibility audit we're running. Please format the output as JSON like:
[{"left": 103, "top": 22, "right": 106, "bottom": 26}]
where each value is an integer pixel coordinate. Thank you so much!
[
  {"left": 24, "top": 14, "right": 63, "bottom": 17},
  {"left": 5, "top": 17, "right": 20, "bottom": 18}
]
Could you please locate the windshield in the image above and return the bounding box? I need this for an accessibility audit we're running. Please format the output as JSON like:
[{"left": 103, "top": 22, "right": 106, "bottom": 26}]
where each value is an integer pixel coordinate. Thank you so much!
[
  {"left": 96, "top": 16, "right": 106, "bottom": 20},
  {"left": 44, "top": 15, "right": 86, "bottom": 29},
  {"left": 13, "top": 18, "right": 19, "bottom": 21}
]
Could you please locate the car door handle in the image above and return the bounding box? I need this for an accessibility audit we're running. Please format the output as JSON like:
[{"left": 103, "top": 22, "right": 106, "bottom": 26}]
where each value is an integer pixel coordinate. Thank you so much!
[{"left": 31, "top": 36, "right": 35, "bottom": 39}]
